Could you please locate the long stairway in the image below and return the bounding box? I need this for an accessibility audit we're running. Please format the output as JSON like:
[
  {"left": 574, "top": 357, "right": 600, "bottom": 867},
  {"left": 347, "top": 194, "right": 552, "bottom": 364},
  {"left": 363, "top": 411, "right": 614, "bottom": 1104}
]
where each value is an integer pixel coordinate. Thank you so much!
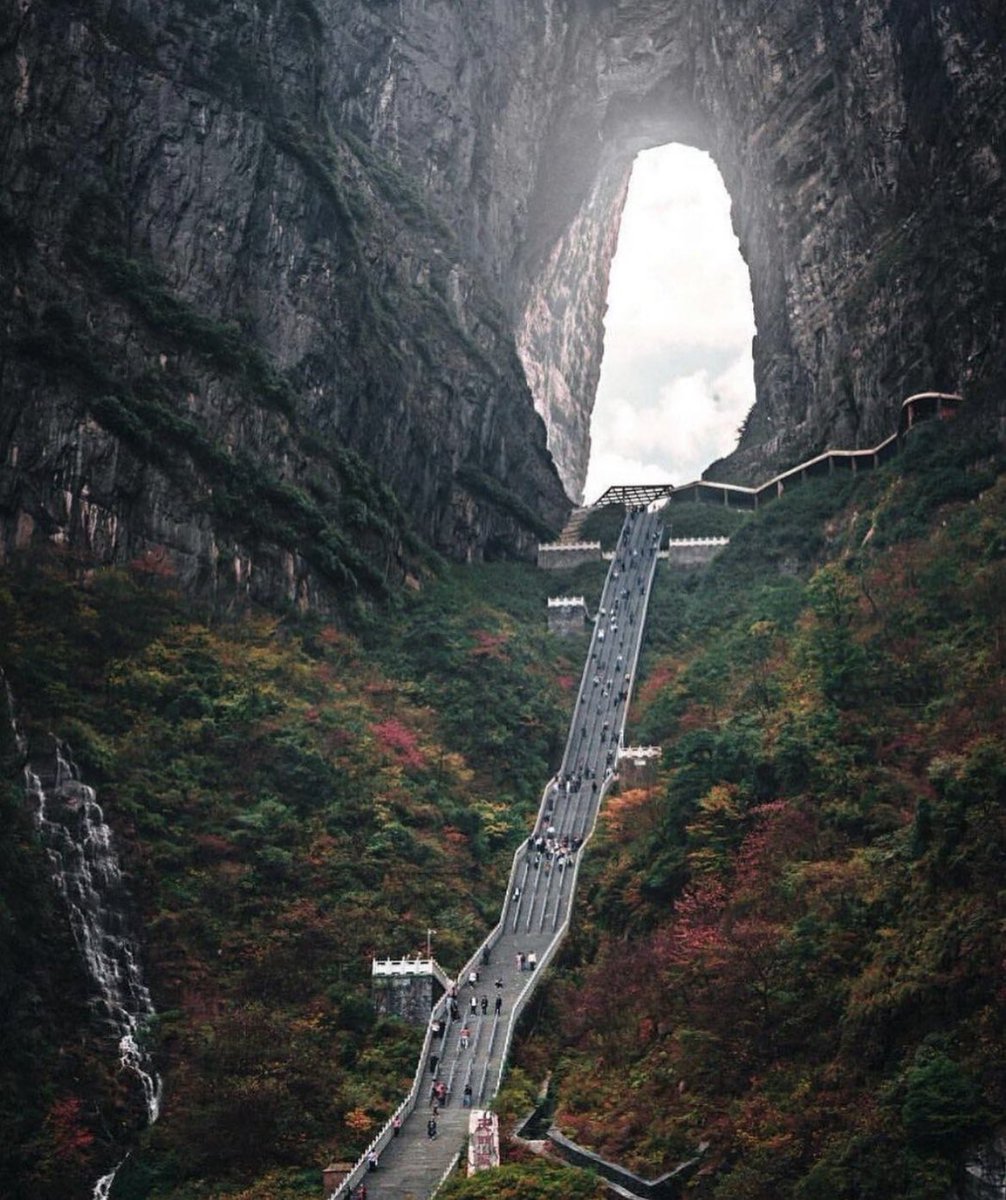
[{"left": 332, "top": 508, "right": 663, "bottom": 1200}]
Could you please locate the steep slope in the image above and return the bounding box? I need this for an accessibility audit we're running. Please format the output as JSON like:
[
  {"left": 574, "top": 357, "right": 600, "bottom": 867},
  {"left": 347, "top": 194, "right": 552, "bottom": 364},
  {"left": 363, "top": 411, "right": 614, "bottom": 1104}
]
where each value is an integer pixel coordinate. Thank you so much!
[
  {"left": 0, "top": 1, "right": 570, "bottom": 606},
  {"left": 513, "top": 418, "right": 1006, "bottom": 1198},
  {"left": 0, "top": 550, "right": 583, "bottom": 1198}
]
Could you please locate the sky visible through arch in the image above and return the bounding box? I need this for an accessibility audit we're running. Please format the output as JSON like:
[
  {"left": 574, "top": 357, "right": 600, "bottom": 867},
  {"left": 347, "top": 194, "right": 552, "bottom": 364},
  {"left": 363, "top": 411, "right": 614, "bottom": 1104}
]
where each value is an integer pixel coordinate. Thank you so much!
[{"left": 583, "top": 143, "right": 757, "bottom": 503}]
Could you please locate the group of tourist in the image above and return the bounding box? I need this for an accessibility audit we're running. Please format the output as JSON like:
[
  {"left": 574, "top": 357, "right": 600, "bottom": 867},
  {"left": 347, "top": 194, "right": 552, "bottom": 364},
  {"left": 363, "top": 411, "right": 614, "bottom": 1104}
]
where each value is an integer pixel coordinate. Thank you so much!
[{"left": 342, "top": 508, "right": 663, "bottom": 1188}]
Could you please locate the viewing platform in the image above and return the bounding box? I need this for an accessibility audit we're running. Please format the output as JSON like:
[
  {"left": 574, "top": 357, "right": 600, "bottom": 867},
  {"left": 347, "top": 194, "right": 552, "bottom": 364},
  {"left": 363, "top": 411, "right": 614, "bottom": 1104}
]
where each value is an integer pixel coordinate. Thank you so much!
[
  {"left": 537, "top": 540, "right": 602, "bottom": 569},
  {"left": 546, "top": 596, "right": 589, "bottom": 636}
]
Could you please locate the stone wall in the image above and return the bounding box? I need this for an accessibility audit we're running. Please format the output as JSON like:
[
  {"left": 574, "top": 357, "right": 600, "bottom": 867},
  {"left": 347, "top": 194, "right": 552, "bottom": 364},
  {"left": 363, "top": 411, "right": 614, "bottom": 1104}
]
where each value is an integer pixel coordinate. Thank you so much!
[
  {"left": 618, "top": 746, "right": 663, "bottom": 788},
  {"left": 537, "top": 543, "right": 602, "bottom": 571},
  {"left": 544, "top": 1124, "right": 704, "bottom": 1200},
  {"left": 664, "top": 539, "right": 730, "bottom": 569},
  {"left": 371, "top": 974, "right": 437, "bottom": 1026},
  {"left": 547, "top": 597, "right": 589, "bottom": 636}
]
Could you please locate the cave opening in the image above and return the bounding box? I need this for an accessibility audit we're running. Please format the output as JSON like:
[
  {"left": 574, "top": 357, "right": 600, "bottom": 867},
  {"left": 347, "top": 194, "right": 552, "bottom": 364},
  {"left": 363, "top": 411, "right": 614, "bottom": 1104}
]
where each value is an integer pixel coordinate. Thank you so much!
[{"left": 583, "top": 143, "right": 757, "bottom": 503}]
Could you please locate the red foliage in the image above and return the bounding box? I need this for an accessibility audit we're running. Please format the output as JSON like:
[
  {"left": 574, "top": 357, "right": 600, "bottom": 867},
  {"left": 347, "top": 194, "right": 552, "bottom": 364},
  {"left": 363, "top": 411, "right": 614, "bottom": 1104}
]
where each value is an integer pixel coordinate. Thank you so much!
[
  {"left": 442, "top": 825, "right": 470, "bottom": 849},
  {"left": 637, "top": 657, "right": 680, "bottom": 708},
  {"left": 734, "top": 801, "right": 815, "bottom": 895},
  {"left": 371, "top": 717, "right": 426, "bottom": 770},
  {"left": 46, "top": 1096, "right": 94, "bottom": 1162},
  {"left": 469, "top": 629, "right": 510, "bottom": 660}
]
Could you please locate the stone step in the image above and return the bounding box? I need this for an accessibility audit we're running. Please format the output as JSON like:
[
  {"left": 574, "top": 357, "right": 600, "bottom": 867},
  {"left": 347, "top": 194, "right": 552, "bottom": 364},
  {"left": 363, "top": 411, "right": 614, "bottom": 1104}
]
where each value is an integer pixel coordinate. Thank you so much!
[
  {"left": 558, "top": 505, "right": 592, "bottom": 543},
  {"left": 333, "top": 511, "right": 665, "bottom": 1200}
]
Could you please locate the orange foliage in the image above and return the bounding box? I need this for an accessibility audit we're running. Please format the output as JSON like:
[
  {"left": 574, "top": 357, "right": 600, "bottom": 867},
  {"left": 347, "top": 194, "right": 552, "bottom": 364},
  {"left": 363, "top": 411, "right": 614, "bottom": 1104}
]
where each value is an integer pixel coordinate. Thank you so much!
[
  {"left": 344, "top": 1107, "right": 374, "bottom": 1134},
  {"left": 600, "top": 788, "right": 657, "bottom": 843}
]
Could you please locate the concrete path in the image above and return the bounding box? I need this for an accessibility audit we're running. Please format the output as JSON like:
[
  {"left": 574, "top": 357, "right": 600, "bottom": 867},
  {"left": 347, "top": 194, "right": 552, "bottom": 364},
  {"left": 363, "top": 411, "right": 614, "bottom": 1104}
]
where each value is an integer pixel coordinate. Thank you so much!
[{"left": 335, "top": 508, "right": 663, "bottom": 1200}]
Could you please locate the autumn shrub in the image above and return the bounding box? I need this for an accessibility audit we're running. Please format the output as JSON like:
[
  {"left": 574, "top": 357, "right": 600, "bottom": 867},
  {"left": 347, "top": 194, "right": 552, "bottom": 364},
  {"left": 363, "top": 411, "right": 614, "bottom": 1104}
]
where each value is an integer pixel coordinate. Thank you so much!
[{"left": 515, "top": 444, "right": 1006, "bottom": 1195}]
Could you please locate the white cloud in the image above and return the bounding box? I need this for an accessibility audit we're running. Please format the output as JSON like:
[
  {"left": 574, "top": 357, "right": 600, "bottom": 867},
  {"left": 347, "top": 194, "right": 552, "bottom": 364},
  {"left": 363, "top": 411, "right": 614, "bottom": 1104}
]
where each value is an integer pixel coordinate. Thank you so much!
[
  {"left": 586, "top": 142, "right": 757, "bottom": 500},
  {"left": 600, "top": 145, "right": 755, "bottom": 356},
  {"left": 585, "top": 350, "right": 755, "bottom": 501}
]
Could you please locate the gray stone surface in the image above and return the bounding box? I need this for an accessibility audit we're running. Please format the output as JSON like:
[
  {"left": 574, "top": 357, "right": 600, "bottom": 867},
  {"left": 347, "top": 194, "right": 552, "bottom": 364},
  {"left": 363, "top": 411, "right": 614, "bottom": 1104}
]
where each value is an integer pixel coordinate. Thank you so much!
[
  {"left": 664, "top": 539, "right": 729, "bottom": 569},
  {"left": 372, "top": 975, "right": 438, "bottom": 1027},
  {"left": 2, "top": 1, "right": 1004, "bottom": 604}
]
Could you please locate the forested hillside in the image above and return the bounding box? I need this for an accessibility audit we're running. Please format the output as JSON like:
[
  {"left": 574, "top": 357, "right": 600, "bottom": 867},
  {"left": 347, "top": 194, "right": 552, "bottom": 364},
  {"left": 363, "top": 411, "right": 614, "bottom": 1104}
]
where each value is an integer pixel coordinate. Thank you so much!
[
  {"left": 0, "top": 548, "right": 586, "bottom": 1199},
  {"left": 511, "top": 418, "right": 1006, "bottom": 1199},
  {"left": 2, "top": 414, "right": 1003, "bottom": 1200}
]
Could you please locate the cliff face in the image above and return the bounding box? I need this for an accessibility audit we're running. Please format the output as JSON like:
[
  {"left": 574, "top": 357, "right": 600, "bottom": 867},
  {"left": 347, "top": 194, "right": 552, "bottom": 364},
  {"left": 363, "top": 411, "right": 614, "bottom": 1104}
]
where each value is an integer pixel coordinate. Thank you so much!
[
  {"left": 506, "top": 0, "right": 1006, "bottom": 488},
  {"left": 1, "top": 0, "right": 1004, "bottom": 597},
  {"left": 0, "top": 0, "right": 572, "bottom": 605}
]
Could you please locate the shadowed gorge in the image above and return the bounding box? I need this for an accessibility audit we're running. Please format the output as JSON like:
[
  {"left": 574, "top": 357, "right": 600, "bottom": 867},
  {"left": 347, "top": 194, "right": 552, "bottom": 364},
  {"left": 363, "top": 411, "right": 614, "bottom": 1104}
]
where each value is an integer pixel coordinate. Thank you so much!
[
  {"left": 2, "top": 2, "right": 1006, "bottom": 1198},
  {"left": 3, "top": 1, "right": 1005, "bottom": 600}
]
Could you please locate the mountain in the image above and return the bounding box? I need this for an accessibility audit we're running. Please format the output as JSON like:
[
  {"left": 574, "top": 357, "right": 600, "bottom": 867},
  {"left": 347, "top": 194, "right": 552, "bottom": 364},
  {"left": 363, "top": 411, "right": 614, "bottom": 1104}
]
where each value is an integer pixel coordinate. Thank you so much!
[{"left": 3, "top": 0, "right": 1005, "bottom": 605}]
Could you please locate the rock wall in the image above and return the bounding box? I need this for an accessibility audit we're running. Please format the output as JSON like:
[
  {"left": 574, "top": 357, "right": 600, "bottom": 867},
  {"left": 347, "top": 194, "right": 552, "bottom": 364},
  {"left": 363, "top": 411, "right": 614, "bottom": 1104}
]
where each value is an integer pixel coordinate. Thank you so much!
[
  {"left": 0, "top": 0, "right": 572, "bottom": 605},
  {"left": 1, "top": 0, "right": 1004, "bottom": 597},
  {"left": 506, "top": 0, "right": 1006, "bottom": 490}
]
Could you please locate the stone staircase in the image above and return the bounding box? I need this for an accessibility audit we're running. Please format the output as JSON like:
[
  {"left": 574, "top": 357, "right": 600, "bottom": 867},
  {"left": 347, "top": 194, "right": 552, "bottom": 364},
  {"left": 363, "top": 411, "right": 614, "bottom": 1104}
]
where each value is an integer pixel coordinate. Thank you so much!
[
  {"left": 331, "top": 509, "right": 664, "bottom": 1200},
  {"left": 558, "top": 505, "right": 592, "bottom": 543}
]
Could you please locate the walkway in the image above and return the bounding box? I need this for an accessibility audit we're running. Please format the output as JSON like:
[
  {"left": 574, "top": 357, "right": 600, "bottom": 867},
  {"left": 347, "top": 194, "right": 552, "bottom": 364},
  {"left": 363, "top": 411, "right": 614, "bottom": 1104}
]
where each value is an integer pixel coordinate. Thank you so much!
[
  {"left": 592, "top": 391, "right": 963, "bottom": 510},
  {"left": 332, "top": 507, "right": 663, "bottom": 1200}
]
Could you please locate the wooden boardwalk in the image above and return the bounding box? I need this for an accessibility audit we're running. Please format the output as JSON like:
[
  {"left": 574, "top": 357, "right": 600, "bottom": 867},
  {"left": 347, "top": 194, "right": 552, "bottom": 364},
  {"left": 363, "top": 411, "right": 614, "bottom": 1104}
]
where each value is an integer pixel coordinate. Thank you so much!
[{"left": 333, "top": 509, "right": 663, "bottom": 1200}]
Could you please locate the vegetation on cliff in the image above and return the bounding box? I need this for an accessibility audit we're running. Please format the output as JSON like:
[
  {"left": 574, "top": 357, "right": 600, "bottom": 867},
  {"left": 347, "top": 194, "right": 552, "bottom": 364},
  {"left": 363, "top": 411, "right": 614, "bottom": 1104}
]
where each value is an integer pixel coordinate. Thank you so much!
[
  {"left": 0, "top": 550, "right": 581, "bottom": 1199},
  {"left": 1, "top": 416, "right": 1002, "bottom": 1199},
  {"left": 513, "top": 419, "right": 1005, "bottom": 1198}
]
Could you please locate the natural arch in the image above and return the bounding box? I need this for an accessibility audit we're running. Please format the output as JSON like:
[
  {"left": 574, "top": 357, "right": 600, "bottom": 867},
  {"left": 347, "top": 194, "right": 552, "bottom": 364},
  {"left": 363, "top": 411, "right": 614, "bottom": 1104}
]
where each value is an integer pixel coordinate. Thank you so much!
[
  {"left": 2, "top": 0, "right": 1002, "bottom": 589},
  {"left": 582, "top": 143, "right": 756, "bottom": 502},
  {"left": 511, "top": 1, "right": 1003, "bottom": 501}
]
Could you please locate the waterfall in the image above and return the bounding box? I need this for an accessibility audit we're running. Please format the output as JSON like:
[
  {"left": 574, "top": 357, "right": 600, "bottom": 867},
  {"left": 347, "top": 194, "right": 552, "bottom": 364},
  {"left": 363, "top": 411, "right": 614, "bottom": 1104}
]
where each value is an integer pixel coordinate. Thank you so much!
[
  {"left": 93, "top": 1163, "right": 123, "bottom": 1200},
  {"left": 4, "top": 678, "right": 161, "bottom": 1197},
  {"left": 21, "top": 740, "right": 162, "bottom": 1125}
]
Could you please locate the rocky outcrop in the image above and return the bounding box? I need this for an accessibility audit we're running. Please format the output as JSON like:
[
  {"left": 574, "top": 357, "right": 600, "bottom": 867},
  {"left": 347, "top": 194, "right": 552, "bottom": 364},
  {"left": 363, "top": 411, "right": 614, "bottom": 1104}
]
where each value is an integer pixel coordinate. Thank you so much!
[
  {"left": 2, "top": 0, "right": 1004, "bottom": 597},
  {"left": 506, "top": 0, "right": 1006, "bottom": 489},
  {"left": 0, "top": 0, "right": 571, "bottom": 605}
]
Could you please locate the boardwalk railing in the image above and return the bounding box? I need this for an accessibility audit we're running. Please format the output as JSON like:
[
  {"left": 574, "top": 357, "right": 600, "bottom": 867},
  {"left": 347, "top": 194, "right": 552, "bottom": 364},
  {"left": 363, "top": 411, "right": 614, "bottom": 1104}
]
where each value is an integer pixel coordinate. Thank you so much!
[{"left": 592, "top": 392, "right": 963, "bottom": 509}]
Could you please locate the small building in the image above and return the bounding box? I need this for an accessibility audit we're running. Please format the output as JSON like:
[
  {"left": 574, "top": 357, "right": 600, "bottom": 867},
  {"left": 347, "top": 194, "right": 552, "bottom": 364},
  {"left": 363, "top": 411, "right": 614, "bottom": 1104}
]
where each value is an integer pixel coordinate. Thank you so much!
[
  {"left": 547, "top": 595, "right": 589, "bottom": 635},
  {"left": 617, "top": 745, "right": 662, "bottom": 787},
  {"left": 322, "top": 1162, "right": 354, "bottom": 1196},
  {"left": 371, "top": 958, "right": 450, "bottom": 1025},
  {"left": 537, "top": 540, "right": 602, "bottom": 570}
]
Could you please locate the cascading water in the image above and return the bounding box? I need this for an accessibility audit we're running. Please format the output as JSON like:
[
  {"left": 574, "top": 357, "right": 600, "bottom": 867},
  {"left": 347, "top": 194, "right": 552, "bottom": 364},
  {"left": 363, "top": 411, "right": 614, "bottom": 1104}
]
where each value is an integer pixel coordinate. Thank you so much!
[
  {"left": 5, "top": 679, "right": 161, "bottom": 1196},
  {"left": 22, "top": 742, "right": 162, "bottom": 1124}
]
